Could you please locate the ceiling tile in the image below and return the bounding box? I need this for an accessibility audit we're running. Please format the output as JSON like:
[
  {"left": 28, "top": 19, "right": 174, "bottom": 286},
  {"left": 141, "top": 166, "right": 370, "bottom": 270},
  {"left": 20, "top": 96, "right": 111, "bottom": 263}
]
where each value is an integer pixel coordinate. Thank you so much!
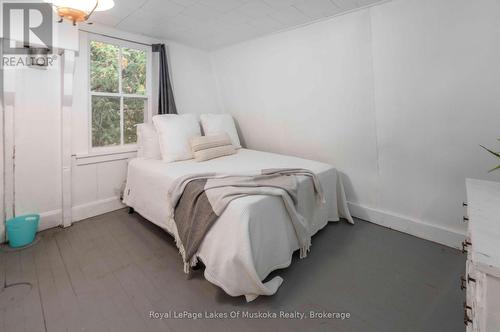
[
  {"left": 235, "top": 1, "right": 276, "bottom": 19},
  {"left": 217, "top": 11, "right": 252, "bottom": 25},
  {"left": 88, "top": 12, "right": 123, "bottom": 26},
  {"left": 356, "top": 0, "right": 385, "bottom": 6},
  {"left": 170, "top": 0, "right": 200, "bottom": 6},
  {"left": 157, "top": 16, "right": 202, "bottom": 32},
  {"left": 196, "top": 0, "right": 247, "bottom": 13},
  {"left": 176, "top": 15, "right": 221, "bottom": 31},
  {"left": 115, "top": 18, "right": 161, "bottom": 38},
  {"left": 138, "top": 0, "right": 186, "bottom": 19},
  {"left": 117, "top": 16, "right": 190, "bottom": 39},
  {"left": 247, "top": 16, "right": 285, "bottom": 33},
  {"left": 181, "top": 3, "right": 223, "bottom": 21},
  {"left": 89, "top": 0, "right": 388, "bottom": 50},
  {"left": 262, "top": 0, "right": 297, "bottom": 9},
  {"left": 101, "top": 0, "right": 148, "bottom": 19},
  {"left": 294, "top": 0, "right": 342, "bottom": 19},
  {"left": 331, "top": 0, "right": 359, "bottom": 11},
  {"left": 269, "top": 6, "right": 310, "bottom": 26}
]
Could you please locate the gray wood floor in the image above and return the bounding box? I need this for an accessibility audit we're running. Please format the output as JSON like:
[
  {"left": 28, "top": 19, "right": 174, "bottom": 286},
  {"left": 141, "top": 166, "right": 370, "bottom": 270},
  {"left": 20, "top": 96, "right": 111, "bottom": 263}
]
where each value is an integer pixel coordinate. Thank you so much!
[{"left": 0, "top": 209, "right": 465, "bottom": 332}]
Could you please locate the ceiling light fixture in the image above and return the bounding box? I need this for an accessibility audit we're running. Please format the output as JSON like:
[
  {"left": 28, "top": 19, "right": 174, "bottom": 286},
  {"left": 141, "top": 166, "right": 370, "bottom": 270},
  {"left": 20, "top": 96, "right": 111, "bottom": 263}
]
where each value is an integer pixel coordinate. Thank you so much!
[{"left": 45, "top": 0, "right": 115, "bottom": 25}]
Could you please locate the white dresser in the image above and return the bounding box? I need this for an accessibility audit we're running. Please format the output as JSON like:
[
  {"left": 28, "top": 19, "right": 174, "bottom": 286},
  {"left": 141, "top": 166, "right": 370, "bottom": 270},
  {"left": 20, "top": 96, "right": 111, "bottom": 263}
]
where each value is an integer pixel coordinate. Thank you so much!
[{"left": 464, "top": 179, "right": 500, "bottom": 332}]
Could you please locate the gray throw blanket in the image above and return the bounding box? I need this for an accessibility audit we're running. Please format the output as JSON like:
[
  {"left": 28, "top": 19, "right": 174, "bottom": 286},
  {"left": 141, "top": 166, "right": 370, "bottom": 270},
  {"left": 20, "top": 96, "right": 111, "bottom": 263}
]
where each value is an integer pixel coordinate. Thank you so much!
[{"left": 167, "top": 168, "right": 325, "bottom": 273}]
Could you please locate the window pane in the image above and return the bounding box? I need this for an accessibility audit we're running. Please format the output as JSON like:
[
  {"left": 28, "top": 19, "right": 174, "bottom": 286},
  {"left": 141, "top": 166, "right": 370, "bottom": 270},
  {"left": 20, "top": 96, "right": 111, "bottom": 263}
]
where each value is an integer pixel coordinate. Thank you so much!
[
  {"left": 123, "top": 98, "right": 146, "bottom": 144},
  {"left": 92, "top": 96, "right": 121, "bottom": 147},
  {"left": 121, "top": 47, "right": 147, "bottom": 95},
  {"left": 90, "top": 41, "right": 119, "bottom": 93}
]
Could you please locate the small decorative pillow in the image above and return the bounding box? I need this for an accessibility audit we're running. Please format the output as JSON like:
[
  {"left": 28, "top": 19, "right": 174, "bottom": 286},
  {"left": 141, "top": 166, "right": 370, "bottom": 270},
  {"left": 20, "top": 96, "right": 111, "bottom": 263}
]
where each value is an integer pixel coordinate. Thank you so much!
[
  {"left": 200, "top": 113, "right": 241, "bottom": 149},
  {"left": 136, "top": 123, "right": 161, "bottom": 159},
  {"left": 152, "top": 114, "right": 201, "bottom": 163},
  {"left": 190, "top": 134, "right": 236, "bottom": 162}
]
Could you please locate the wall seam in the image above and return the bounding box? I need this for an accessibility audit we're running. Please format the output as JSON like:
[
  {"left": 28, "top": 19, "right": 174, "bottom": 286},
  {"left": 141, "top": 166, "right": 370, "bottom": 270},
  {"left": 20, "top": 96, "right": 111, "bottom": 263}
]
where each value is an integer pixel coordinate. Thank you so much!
[{"left": 366, "top": 7, "right": 382, "bottom": 208}]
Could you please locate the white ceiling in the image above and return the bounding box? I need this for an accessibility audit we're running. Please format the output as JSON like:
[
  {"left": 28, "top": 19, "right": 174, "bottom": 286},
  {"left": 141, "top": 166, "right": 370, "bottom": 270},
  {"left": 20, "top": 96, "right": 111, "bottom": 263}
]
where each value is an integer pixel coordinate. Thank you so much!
[{"left": 89, "top": 0, "right": 386, "bottom": 50}]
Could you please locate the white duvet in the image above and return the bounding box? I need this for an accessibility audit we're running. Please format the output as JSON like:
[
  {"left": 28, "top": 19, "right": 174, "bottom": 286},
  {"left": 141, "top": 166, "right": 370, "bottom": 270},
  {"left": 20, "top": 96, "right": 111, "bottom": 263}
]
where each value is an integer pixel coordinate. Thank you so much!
[{"left": 123, "top": 149, "right": 353, "bottom": 301}]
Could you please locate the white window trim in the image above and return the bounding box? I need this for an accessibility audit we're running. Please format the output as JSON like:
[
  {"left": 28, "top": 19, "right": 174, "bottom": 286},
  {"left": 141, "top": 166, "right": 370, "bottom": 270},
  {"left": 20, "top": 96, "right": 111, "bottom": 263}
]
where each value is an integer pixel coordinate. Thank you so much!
[{"left": 87, "top": 33, "right": 153, "bottom": 154}]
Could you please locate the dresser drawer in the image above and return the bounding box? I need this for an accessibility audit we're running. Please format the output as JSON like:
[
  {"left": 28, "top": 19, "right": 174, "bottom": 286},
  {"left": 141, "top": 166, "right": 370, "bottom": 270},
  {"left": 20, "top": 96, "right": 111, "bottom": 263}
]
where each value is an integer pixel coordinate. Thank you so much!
[
  {"left": 485, "top": 274, "right": 500, "bottom": 331},
  {"left": 465, "top": 179, "right": 500, "bottom": 332}
]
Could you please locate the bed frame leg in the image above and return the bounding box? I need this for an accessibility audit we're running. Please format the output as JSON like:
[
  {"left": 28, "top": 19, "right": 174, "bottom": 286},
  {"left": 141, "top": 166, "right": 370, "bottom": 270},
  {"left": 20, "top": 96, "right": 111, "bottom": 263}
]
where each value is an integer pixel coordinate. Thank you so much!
[
  {"left": 192, "top": 261, "right": 204, "bottom": 271},
  {"left": 128, "top": 207, "right": 135, "bottom": 215},
  {"left": 185, "top": 262, "right": 204, "bottom": 280}
]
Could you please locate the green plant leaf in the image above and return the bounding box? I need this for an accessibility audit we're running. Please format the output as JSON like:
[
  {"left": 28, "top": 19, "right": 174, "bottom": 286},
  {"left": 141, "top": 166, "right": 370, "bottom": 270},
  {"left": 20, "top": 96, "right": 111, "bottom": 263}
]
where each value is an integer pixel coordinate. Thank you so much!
[
  {"left": 480, "top": 145, "right": 500, "bottom": 159},
  {"left": 489, "top": 165, "right": 500, "bottom": 173}
]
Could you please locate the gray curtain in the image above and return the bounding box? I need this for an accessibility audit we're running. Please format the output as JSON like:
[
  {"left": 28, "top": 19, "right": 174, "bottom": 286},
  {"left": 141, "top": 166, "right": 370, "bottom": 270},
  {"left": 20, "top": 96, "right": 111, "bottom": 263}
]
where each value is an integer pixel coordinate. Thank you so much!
[{"left": 152, "top": 44, "right": 177, "bottom": 115}]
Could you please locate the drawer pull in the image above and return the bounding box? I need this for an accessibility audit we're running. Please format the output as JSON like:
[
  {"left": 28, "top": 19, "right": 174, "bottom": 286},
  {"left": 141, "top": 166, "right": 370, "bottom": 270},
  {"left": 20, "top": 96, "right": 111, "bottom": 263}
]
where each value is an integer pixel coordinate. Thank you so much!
[
  {"left": 460, "top": 276, "right": 466, "bottom": 290},
  {"left": 463, "top": 217, "right": 469, "bottom": 222},
  {"left": 464, "top": 303, "right": 473, "bottom": 326},
  {"left": 462, "top": 240, "right": 472, "bottom": 254},
  {"left": 464, "top": 314, "right": 472, "bottom": 326},
  {"left": 460, "top": 274, "right": 476, "bottom": 290},
  {"left": 463, "top": 202, "right": 468, "bottom": 207}
]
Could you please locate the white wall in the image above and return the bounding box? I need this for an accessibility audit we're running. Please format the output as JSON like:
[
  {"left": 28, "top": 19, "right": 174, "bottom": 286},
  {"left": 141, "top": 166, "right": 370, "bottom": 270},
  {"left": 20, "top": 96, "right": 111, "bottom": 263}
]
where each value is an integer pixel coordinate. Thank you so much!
[
  {"left": 0, "top": 1, "right": 78, "bottom": 239},
  {"left": 168, "top": 42, "right": 221, "bottom": 115},
  {"left": 370, "top": 0, "right": 500, "bottom": 240},
  {"left": 211, "top": 0, "right": 500, "bottom": 248},
  {"left": 13, "top": 63, "right": 63, "bottom": 229},
  {"left": 212, "top": 9, "right": 380, "bottom": 207}
]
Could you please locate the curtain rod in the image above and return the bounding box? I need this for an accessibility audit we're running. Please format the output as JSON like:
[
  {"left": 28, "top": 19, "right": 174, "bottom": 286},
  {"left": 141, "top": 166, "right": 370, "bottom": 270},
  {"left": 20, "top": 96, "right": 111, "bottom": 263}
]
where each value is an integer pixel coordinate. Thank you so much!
[{"left": 78, "top": 29, "right": 157, "bottom": 47}]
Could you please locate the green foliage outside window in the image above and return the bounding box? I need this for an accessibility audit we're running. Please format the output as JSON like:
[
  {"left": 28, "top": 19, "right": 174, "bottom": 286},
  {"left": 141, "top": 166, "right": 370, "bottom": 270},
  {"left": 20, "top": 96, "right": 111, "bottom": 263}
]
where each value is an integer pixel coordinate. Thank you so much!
[
  {"left": 124, "top": 98, "right": 145, "bottom": 144},
  {"left": 122, "top": 48, "right": 147, "bottom": 95},
  {"left": 90, "top": 41, "right": 119, "bottom": 93},
  {"left": 92, "top": 96, "right": 120, "bottom": 147},
  {"left": 90, "top": 40, "right": 147, "bottom": 147}
]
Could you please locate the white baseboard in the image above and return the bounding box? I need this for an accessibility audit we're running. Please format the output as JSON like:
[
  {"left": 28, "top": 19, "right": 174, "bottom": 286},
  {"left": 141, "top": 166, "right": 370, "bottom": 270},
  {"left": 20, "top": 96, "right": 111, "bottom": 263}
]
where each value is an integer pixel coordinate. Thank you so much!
[
  {"left": 8, "top": 198, "right": 123, "bottom": 232},
  {"left": 72, "top": 197, "right": 125, "bottom": 222},
  {"left": 348, "top": 202, "right": 466, "bottom": 249},
  {"left": 39, "top": 209, "right": 63, "bottom": 231}
]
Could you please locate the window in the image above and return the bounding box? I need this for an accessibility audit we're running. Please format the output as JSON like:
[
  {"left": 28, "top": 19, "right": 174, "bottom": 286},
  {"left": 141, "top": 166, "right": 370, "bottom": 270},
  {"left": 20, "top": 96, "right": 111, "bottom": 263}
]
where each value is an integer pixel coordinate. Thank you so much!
[{"left": 89, "top": 38, "right": 149, "bottom": 148}]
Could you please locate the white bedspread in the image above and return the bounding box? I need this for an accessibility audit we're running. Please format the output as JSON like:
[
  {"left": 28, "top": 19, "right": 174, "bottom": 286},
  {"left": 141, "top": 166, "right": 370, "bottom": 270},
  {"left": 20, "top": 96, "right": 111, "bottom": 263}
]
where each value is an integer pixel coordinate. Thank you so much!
[{"left": 123, "top": 149, "right": 352, "bottom": 301}]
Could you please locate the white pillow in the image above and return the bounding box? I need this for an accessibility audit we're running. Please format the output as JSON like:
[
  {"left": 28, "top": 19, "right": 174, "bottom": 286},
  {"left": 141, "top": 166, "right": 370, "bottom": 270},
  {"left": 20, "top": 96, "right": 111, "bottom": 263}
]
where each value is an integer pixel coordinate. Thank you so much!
[
  {"left": 200, "top": 113, "right": 241, "bottom": 149},
  {"left": 136, "top": 123, "right": 161, "bottom": 159},
  {"left": 152, "top": 114, "right": 201, "bottom": 163}
]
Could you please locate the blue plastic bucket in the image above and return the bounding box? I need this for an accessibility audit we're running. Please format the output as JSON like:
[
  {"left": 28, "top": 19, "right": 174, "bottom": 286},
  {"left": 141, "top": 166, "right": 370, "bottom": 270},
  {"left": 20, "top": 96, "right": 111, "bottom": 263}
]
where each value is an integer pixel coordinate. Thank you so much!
[{"left": 6, "top": 214, "right": 40, "bottom": 248}]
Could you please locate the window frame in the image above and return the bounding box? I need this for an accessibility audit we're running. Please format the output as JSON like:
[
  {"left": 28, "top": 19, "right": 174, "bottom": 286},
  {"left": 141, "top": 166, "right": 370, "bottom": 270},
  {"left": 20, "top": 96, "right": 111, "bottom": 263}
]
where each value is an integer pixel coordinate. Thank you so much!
[{"left": 87, "top": 34, "right": 152, "bottom": 152}]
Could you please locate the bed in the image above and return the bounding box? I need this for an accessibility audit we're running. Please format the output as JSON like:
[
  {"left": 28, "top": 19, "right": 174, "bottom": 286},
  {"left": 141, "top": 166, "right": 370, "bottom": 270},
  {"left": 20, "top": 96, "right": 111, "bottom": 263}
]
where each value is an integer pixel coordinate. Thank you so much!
[{"left": 123, "top": 148, "right": 353, "bottom": 301}]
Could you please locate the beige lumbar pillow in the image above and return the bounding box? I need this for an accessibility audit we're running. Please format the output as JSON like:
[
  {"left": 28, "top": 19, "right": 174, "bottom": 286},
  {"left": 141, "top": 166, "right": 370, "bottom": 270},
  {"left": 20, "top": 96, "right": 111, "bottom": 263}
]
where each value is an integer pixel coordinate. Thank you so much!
[{"left": 190, "top": 134, "right": 236, "bottom": 162}]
